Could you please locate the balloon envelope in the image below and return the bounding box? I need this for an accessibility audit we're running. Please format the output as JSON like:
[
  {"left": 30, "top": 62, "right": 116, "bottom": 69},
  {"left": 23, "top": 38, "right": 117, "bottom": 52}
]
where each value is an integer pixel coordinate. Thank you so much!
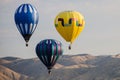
[
  {"left": 54, "top": 11, "right": 85, "bottom": 49},
  {"left": 14, "top": 3, "right": 39, "bottom": 46},
  {"left": 36, "top": 39, "right": 63, "bottom": 74}
]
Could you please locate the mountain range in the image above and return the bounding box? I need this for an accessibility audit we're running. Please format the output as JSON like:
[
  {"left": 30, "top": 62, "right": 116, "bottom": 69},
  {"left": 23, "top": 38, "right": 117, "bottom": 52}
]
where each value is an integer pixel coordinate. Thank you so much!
[{"left": 0, "top": 54, "right": 120, "bottom": 80}]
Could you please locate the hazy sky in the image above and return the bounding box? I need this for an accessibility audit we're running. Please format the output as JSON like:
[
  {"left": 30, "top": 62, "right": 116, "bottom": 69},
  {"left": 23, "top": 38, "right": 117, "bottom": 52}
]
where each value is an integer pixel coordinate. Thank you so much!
[{"left": 0, "top": 0, "right": 120, "bottom": 58}]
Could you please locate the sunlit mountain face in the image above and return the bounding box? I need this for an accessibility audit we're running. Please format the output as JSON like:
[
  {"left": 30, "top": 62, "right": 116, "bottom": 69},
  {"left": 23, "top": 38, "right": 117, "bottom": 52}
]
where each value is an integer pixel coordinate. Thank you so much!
[{"left": 0, "top": 54, "right": 120, "bottom": 80}]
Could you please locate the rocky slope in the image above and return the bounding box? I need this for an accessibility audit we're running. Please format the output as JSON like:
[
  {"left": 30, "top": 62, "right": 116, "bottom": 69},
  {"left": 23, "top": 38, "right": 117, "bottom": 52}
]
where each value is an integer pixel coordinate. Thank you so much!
[
  {"left": 0, "top": 54, "right": 120, "bottom": 80},
  {"left": 0, "top": 65, "right": 29, "bottom": 80}
]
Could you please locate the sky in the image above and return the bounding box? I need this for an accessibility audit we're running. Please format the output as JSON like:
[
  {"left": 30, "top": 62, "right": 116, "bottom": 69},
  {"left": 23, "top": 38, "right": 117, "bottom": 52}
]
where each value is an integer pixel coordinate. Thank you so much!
[{"left": 0, "top": 0, "right": 120, "bottom": 58}]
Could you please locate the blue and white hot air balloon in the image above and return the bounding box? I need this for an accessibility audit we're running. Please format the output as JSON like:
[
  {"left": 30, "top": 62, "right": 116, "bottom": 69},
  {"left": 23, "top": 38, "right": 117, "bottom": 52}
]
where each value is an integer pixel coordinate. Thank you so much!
[{"left": 14, "top": 4, "right": 39, "bottom": 47}]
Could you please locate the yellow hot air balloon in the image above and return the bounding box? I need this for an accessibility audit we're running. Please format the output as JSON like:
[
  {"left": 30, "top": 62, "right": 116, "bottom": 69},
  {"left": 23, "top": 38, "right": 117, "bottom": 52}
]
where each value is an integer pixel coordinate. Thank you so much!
[{"left": 54, "top": 11, "right": 85, "bottom": 49}]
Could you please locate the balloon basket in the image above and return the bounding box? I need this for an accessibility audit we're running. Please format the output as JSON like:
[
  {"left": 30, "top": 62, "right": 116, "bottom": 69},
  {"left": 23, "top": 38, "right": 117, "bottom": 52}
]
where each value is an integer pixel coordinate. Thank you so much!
[
  {"left": 26, "top": 43, "right": 28, "bottom": 47},
  {"left": 68, "top": 45, "right": 71, "bottom": 50},
  {"left": 48, "top": 70, "right": 51, "bottom": 74},
  {"left": 68, "top": 43, "right": 72, "bottom": 50}
]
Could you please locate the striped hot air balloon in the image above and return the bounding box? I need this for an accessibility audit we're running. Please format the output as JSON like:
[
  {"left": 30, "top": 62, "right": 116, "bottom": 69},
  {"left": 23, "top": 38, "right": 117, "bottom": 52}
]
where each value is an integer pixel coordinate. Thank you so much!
[
  {"left": 14, "top": 3, "right": 39, "bottom": 46},
  {"left": 36, "top": 39, "right": 63, "bottom": 74}
]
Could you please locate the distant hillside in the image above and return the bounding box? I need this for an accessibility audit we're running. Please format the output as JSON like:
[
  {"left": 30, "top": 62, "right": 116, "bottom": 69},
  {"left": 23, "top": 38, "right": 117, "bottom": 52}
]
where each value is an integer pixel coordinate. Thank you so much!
[
  {"left": 0, "top": 57, "right": 21, "bottom": 65},
  {"left": 0, "top": 65, "right": 29, "bottom": 80},
  {"left": 0, "top": 54, "right": 120, "bottom": 80},
  {"left": 1, "top": 56, "right": 21, "bottom": 61}
]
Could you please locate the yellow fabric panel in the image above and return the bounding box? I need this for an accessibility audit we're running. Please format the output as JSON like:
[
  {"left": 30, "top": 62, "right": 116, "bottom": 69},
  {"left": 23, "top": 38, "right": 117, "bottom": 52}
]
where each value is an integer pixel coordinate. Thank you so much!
[
  {"left": 71, "top": 12, "right": 85, "bottom": 42},
  {"left": 54, "top": 11, "right": 85, "bottom": 43}
]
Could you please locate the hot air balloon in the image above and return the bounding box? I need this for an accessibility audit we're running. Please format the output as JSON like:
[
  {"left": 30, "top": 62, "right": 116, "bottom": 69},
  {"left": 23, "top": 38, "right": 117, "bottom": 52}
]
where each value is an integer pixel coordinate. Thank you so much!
[
  {"left": 14, "top": 4, "right": 39, "bottom": 47},
  {"left": 54, "top": 11, "right": 85, "bottom": 49},
  {"left": 36, "top": 39, "right": 63, "bottom": 74}
]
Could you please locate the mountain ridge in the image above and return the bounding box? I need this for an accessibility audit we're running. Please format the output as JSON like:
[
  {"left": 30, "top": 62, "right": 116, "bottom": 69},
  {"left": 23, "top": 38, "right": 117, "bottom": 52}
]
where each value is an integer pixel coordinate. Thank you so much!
[{"left": 0, "top": 54, "right": 120, "bottom": 80}]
